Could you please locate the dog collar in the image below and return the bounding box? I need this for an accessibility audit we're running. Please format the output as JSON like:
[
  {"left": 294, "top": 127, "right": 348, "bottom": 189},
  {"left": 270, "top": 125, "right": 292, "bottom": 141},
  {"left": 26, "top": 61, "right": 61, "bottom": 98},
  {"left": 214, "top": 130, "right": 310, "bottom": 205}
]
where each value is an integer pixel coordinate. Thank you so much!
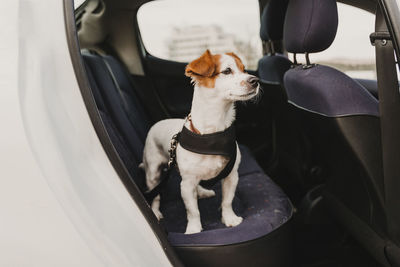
[{"left": 187, "top": 114, "right": 201, "bottom": 134}]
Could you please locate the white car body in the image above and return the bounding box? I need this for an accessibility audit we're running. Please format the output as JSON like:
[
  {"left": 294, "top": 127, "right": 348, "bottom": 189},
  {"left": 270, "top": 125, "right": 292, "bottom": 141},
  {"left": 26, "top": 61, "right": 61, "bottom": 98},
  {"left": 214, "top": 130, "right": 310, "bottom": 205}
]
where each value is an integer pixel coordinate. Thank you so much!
[{"left": 0, "top": 0, "right": 171, "bottom": 266}]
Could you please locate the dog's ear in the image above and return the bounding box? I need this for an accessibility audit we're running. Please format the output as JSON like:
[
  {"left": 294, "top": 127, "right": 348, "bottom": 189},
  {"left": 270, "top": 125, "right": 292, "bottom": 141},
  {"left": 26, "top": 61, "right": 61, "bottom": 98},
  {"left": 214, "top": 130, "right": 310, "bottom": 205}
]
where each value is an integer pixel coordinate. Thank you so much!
[
  {"left": 185, "top": 50, "right": 216, "bottom": 78},
  {"left": 226, "top": 52, "right": 245, "bottom": 72}
]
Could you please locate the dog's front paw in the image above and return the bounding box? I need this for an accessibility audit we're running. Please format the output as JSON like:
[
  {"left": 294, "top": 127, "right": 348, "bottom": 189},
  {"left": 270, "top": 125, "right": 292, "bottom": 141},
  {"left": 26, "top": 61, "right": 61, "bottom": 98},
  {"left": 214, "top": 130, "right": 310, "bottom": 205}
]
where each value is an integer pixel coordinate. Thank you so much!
[
  {"left": 222, "top": 213, "right": 243, "bottom": 227},
  {"left": 185, "top": 222, "right": 203, "bottom": 234}
]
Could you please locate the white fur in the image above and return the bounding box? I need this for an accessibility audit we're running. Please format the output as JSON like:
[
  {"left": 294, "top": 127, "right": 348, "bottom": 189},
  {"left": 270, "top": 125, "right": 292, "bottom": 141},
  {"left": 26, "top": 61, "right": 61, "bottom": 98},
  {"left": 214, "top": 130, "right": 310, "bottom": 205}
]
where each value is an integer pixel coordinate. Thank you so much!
[{"left": 142, "top": 54, "right": 259, "bottom": 234}]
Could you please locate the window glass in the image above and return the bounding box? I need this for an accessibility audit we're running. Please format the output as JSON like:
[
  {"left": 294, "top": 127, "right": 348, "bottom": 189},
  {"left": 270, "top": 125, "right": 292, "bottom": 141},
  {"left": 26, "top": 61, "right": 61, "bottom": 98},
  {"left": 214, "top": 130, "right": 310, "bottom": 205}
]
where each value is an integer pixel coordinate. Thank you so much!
[
  {"left": 293, "top": 3, "right": 376, "bottom": 79},
  {"left": 74, "top": 0, "right": 86, "bottom": 9},
  {"left": 137, "top": 0, "right": 262, "bottom": 70}
]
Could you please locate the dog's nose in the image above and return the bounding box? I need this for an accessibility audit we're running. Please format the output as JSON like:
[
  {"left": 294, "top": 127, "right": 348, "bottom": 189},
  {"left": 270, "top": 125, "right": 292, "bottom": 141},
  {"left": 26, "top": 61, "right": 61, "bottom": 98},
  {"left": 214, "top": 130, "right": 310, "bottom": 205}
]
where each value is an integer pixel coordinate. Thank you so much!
[{"left": 247, "top": 76, "right": 259, "bottom": 88}]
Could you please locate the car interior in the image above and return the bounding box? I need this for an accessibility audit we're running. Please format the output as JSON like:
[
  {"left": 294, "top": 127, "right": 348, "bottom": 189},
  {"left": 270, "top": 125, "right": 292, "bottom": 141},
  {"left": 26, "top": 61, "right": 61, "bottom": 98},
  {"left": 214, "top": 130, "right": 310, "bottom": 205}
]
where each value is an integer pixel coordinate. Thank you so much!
[{"left": 70, "top": 0, "right": 400, "bottom": 266}]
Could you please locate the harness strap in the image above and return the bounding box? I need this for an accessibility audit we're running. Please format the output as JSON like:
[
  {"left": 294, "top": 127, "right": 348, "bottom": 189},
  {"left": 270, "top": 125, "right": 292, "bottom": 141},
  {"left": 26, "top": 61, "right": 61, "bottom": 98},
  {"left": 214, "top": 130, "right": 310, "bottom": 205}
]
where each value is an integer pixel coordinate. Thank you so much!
[
  {"left": 199, "top": 144, "right": 237, "bottom": 188},
  {"left": 143, "top": 165, "right": 171, "bottom": 203},
  {"left": 179, "top": 124, "right": 237, "bottom": 189},
  {"left": 143, "top": 132, "right": 180, "bottom": 202},
  {"left": 143, "top": 121, "right": 237, "bottom": 202},
  {"left": 179, "top": 124, "right": 236, "bottom": 156}
]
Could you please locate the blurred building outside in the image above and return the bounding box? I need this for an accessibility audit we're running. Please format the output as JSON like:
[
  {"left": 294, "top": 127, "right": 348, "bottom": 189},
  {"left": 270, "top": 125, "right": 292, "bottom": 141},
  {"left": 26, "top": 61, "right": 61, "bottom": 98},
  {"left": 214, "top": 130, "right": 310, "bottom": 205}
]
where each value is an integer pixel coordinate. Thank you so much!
[{"left": 167, "top": 24, "right": 260, "bottom": 70}]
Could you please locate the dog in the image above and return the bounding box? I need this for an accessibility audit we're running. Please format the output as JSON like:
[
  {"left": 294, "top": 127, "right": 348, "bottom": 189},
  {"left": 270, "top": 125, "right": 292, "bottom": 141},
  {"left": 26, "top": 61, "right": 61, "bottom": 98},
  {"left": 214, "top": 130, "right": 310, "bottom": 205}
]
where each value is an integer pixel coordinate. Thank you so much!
[{"left": 141, "top": 50, "right": 260, "bottom": 234}]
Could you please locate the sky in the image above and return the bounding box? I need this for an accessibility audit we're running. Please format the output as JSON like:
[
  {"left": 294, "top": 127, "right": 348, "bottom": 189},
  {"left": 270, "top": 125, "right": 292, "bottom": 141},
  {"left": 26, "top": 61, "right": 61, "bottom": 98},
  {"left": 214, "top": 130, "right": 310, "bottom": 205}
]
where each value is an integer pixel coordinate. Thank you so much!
[{"left": 137, "top": 0, "right": 376, "bottom": 63}]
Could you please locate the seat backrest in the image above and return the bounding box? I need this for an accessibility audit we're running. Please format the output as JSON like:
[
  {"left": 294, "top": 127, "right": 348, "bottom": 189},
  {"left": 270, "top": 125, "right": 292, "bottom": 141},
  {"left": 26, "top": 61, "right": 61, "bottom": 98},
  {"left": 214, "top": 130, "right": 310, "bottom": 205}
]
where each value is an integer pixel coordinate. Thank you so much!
[
  {"left": 282, "top": 0, "right": 387, "bottom": 262},
  {"left": 82, "top": 52, "right": 150, "bottom": 191},
  {"left": 257, "top": 0, "right": 291, "bottom": 84}
]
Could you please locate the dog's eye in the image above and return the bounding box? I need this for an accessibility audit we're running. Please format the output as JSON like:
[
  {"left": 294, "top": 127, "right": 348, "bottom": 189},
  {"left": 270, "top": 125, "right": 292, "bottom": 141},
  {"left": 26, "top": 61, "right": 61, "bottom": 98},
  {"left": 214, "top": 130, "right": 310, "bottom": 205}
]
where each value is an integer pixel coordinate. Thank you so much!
[{"left": 221, "top": 68, "right": 232, "bottom": 75}]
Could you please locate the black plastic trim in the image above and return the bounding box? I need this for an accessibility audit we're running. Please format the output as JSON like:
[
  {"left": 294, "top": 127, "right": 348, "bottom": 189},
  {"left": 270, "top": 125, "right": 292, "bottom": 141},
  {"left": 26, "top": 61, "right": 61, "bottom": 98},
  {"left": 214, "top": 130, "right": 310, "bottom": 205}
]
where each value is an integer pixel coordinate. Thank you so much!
[
  {"left": 325, "top": 192, "right": 390, "bottom": 267},
  {"left": 63, "top": 1, "right": 182, "bottom": 266},
  {"left": 175, "top": 218, "right": 294, "bottom": 267},
  {"left": 380, "top": 0, "right": 400, "bottom": 63}
]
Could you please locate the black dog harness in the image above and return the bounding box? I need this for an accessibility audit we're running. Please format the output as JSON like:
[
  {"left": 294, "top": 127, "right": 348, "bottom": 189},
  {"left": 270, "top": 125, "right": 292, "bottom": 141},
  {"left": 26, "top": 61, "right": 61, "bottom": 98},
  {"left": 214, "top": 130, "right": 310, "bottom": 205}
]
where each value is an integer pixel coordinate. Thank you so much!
[{"left": 144, "top": 116, "right": 237, "bottom": 202}]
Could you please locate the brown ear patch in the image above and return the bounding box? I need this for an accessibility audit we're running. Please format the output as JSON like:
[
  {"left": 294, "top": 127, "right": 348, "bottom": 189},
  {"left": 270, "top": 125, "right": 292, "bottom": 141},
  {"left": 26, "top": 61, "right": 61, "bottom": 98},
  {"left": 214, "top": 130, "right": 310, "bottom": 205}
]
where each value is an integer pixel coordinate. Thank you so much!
[
  {"left": 226, "top": 52, "right": 245, "bottom": 72},
  {"left": 185, "top": 50, "right": 215, "bottom": 77},
  {"left": 185, "top": 50, "right": 221, "bottom": 88}
]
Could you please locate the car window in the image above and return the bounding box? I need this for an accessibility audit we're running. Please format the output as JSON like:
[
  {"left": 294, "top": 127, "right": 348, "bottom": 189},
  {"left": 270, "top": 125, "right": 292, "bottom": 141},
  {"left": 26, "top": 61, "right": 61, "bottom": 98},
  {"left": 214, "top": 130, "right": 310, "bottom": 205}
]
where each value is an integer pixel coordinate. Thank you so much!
[
  {"left": 294, "top": 3, "right": 376, "bottom": 79},
  {"left": 137, "top": 0, "right": 262, "bottom": 70}
]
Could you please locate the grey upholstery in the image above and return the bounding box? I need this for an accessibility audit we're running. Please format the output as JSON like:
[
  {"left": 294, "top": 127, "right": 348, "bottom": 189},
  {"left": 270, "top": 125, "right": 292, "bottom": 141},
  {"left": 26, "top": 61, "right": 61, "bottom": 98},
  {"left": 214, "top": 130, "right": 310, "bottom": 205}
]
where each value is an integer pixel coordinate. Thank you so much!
[
  {"left": 257, "top": 0, "right": 291, "bottom": 84},
  {"left": 285, "top": 65, "right": 379, "bottom": 117},
  {"left": 283, "top": 0, "right": 377, "bottom": 117},
  {"left": 260, "top": 0, "right": 289, "bottom": 41},
  {"left": 283, "top": 0, "right": 338, "bottom": 53},
  {"left": 258, "top": 54, "right": 292, "bottom": 84}
]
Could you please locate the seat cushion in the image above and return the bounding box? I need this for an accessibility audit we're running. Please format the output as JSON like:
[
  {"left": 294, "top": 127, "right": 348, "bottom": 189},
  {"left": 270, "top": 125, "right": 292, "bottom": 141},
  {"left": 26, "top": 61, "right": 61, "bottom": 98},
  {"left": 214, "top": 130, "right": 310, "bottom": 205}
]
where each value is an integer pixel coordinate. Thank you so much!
[{"left": 160, "top": 146, "right": 293, "bottom": 246}]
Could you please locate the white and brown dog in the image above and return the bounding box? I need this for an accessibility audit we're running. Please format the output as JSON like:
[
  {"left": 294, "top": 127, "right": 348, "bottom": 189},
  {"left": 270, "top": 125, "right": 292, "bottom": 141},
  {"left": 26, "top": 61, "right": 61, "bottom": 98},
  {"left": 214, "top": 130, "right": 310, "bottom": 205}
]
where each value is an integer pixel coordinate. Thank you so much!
[{"left": 141, "top": 50, "right": 260, "bottom": 234}]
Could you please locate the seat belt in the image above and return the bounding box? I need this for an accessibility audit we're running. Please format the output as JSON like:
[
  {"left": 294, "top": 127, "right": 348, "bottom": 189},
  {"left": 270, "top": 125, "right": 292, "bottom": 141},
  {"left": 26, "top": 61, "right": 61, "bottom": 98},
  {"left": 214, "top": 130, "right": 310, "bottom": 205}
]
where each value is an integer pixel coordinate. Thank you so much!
[{"left": 372, "top": 5, "right": 400, "bottom": 245}]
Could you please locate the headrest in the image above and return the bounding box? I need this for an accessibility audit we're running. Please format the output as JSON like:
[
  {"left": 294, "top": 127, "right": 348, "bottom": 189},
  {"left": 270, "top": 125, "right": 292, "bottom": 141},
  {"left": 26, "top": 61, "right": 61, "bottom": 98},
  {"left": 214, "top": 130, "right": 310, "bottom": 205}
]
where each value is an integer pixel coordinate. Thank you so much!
[
  {"left": 260, "top": 0, "right": 289, "bottom": 41},
  {"left": 283, "top": 0, "right": 338, "bottom": 53}
]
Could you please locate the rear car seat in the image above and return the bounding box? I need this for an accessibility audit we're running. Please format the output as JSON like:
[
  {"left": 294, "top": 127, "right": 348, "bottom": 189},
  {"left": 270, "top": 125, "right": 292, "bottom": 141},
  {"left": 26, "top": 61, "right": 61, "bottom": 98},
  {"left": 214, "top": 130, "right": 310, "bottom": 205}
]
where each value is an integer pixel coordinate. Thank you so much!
[{"left": 81, "top": 51, "right": 294, "bottom": 266}]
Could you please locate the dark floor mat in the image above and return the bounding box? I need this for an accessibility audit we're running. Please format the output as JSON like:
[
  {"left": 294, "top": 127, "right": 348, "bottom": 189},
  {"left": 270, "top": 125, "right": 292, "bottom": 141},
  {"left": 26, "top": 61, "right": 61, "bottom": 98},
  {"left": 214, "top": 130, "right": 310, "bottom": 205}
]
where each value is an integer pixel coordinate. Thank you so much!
[{"left": 294, "top": 221, "right": 382, "bottom": 267}]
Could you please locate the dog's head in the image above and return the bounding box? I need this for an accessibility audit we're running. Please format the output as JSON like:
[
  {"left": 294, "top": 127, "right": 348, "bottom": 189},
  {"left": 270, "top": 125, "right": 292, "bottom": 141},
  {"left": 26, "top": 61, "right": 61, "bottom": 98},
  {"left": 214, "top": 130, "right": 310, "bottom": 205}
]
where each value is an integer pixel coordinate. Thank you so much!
[{"left": 185, "top": 50, "right": 260, "bottom": 102}]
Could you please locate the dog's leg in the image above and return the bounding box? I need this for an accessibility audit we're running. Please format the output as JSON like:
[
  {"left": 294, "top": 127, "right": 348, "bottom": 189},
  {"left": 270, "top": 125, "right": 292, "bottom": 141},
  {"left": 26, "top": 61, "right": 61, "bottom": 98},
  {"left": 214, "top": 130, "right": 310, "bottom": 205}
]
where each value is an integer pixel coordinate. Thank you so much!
[
  {"left": 197, "top": 185, "right": 215, "bottom": 199},
  {"left": 181, "top": 177, "right": 202, "bottom": 234},
  {"left": 151, "top": 195, "right": 163, "bottom": 220},
  {"left": 144, "top": 160, "right": 164, "bottom": 221},
  {"left": 221, "top": 171, "right": 243, "bottom": 227}
]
